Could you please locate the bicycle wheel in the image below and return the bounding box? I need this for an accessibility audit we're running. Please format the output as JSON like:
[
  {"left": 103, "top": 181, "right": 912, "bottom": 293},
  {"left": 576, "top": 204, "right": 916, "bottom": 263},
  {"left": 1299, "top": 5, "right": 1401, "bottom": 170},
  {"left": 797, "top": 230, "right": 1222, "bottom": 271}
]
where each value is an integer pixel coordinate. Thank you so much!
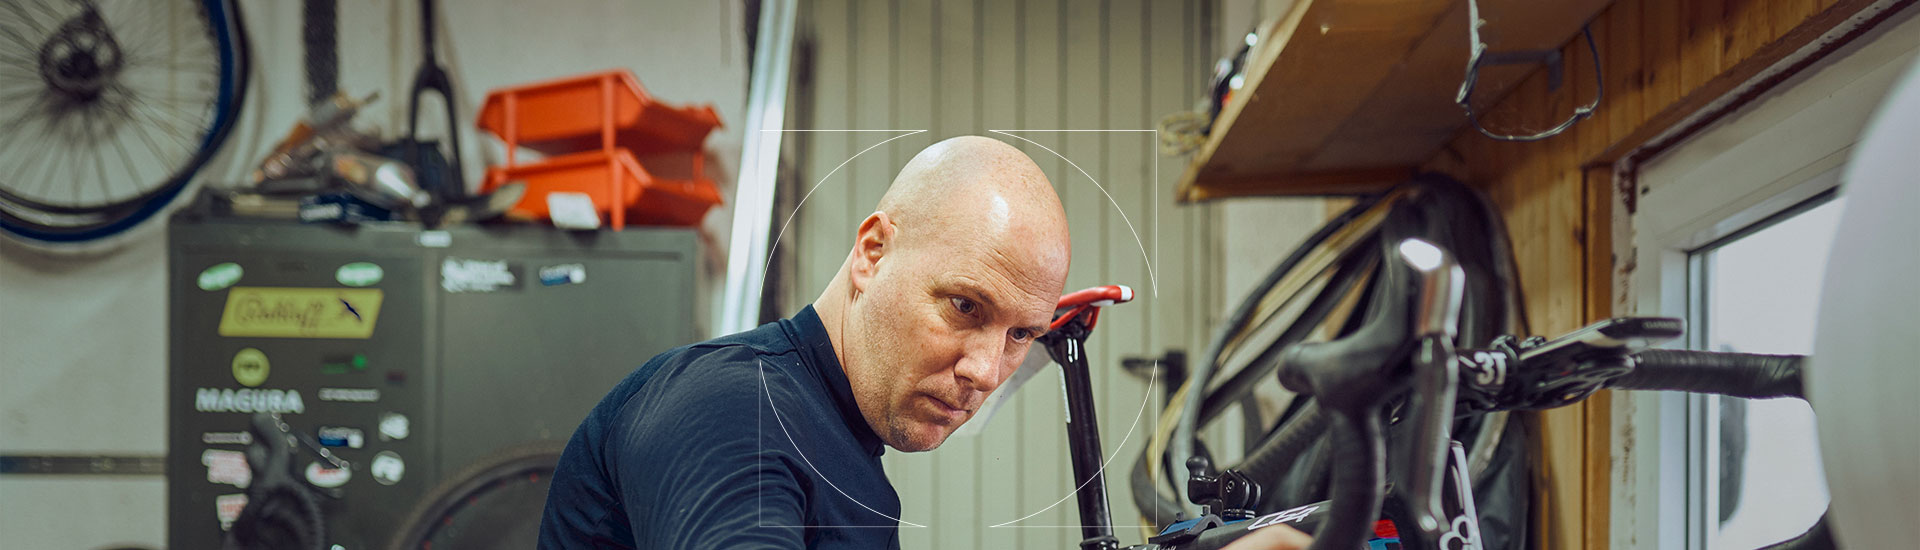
[
  {"left": 1142, "top": 176, "right": 1532, "bottom": 528},
  {"left": 0, "top": 0, "right": 248, "bottom": 245},
  {"left": 386, "top": 441, "right": 564, "bottom": 550}
]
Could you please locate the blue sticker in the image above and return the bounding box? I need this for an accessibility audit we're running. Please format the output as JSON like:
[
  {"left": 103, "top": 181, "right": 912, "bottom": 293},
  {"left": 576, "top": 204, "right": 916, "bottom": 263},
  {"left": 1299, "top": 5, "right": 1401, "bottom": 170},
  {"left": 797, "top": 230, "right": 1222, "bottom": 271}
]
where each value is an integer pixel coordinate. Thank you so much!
[
  {"left": 316, "top": 426, "right": 364, "bottom": 448},
  {"left": 538, "top": 263, "right": 586, "bottom": 286}
]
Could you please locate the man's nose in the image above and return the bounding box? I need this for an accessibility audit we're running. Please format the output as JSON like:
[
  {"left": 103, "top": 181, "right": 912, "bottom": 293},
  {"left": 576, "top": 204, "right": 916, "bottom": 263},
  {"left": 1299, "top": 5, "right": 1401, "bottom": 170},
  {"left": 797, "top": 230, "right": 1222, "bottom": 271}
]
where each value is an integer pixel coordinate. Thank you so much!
[{"left": 953, "top": 335, "right": 1009, "bottom": 394}]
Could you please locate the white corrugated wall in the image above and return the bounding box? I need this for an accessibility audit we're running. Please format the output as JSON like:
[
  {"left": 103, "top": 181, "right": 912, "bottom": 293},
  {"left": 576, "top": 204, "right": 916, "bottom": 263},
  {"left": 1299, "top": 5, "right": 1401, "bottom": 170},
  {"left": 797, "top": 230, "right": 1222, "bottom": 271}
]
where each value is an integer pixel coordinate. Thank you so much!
[{"left": 780, "top": 1, "right": 1223, "bottom": 547}]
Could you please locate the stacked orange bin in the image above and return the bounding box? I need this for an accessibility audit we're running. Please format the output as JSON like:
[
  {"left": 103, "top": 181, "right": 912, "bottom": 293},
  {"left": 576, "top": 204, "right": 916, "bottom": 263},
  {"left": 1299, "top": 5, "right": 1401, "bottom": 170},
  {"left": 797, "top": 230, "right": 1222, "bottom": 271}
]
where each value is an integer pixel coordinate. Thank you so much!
[{"left": 476, "top": 70, "right": 723, "bottom": 229}]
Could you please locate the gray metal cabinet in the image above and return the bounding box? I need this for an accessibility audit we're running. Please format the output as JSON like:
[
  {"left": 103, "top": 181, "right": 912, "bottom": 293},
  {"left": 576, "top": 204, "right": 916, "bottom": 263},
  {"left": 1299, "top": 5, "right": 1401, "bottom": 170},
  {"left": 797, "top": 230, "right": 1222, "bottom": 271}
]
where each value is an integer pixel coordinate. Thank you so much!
[{"left": 168, "top": 217, "right": 696, "bottom": 549}]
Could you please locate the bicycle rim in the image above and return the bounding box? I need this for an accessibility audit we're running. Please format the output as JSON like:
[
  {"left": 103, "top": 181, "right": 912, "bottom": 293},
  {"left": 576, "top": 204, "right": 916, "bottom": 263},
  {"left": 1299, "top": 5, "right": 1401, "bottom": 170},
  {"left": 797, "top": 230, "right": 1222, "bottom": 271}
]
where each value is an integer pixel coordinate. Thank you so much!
[{"left": 0, "top": 0, "right": 248, "bottom": 245}]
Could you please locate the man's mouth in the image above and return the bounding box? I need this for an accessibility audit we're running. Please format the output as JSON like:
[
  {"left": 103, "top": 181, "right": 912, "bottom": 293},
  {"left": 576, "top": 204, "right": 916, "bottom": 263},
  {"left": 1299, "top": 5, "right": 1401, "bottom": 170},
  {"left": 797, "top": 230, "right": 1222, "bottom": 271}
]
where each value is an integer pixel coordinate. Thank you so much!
[{"left": 923, "top": 395, "right": 972, "bottom": 423}]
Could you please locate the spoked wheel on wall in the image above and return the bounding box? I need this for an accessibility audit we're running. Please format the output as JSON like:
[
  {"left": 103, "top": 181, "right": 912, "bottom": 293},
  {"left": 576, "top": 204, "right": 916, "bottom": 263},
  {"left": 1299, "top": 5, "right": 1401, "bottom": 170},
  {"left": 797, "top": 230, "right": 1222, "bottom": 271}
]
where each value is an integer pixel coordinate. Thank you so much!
[{"left": 0, "top": 0, "right": 248, "bottom": 246}]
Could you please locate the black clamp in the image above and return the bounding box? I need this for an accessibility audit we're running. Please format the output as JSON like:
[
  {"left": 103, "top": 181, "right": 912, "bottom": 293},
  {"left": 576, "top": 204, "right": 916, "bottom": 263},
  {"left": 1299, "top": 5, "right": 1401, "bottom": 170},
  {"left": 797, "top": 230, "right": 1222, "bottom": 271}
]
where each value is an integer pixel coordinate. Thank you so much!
[
  {"left": 1185, "top": 455, "right": 1262, "bottom": 521},
  {"left": 1493, "top": 335, "right": 1635, "bottom": 410}
]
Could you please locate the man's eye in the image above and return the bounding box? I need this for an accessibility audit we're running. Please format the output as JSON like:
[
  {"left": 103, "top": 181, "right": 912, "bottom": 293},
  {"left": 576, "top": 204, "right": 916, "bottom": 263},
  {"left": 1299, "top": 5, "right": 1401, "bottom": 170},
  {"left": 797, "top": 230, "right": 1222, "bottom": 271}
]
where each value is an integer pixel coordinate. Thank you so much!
[
  {"left": 950, "top": 296, "right": 977, "bottom": 315},
  {"left": 1010, "top": 328, "right": 1038, "bottom": 343}
]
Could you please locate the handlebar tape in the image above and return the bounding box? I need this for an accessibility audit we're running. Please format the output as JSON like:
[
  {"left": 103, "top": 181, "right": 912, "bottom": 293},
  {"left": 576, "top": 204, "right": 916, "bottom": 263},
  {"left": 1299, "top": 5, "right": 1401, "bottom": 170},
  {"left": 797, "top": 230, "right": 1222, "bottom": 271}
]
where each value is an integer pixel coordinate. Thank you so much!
[{"left": 1607, "top": 350, "right": 1806, "bottom": 400}]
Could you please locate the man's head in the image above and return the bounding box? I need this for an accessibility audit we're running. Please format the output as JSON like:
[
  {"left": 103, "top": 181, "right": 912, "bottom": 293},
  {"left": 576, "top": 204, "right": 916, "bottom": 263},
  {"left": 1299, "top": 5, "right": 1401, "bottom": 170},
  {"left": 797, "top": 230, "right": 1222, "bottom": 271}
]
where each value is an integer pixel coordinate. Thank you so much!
[{"left": 815, "top": 135, "right": 1070, "bottom": 452}]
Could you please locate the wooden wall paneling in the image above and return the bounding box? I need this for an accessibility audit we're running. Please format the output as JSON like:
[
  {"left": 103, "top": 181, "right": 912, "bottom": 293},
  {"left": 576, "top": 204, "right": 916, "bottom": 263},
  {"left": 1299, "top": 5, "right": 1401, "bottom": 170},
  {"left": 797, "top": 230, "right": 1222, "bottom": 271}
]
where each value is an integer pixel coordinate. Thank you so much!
[
  {"left": 931, "top": 1, "right": 982, "bottom": 547},
  {"left": 1604, "top": 0, "right": 1646, "bottom": 145},
  {"left": 1015, "top": 1, "right": 1072, "bottom": 546},
  {"left": 1682, "top": 0, "right": 1729, "bottom": 96},
  {"left": 1579, "top": 164, "right": 1616, "bottom": 550},
  {"left": 1745, "top": 0, "right": 1784, "bottom": 58},
  {"left": 797, "top": 0, "right": 853, "bottom": 312},
  {"left": 1777, "top": 0, "right": 1826, "bottom": 42},
  {"left": 1643, "top": 0, "right": 1686, "bottom": 111},
  {"left": 1099, "top": 0, "right": 1152, "bottom": 541},
  {"left": 977, "top": 1, "right": 1024, "bottom": 547},
  {"left": 1597, "top": 0, "right": 1912, "bottom": 164},
  {"left": 1420, "top": 0, "right": 1911, "bottom": 547},
  {"left": 1723, "top": 0, "right": 1768, "bottom": 70}
]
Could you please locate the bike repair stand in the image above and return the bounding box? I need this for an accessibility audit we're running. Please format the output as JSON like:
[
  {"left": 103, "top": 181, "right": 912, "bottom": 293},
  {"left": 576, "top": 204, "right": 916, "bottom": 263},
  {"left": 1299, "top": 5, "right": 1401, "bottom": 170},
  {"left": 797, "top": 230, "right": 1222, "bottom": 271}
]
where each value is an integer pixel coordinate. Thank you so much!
[
  {"left": 1144, "top": 456, "right": 1266, "bottom": 547},
  {"left": 1041, "top": 314, "right": 1122, "bottom": 550}
]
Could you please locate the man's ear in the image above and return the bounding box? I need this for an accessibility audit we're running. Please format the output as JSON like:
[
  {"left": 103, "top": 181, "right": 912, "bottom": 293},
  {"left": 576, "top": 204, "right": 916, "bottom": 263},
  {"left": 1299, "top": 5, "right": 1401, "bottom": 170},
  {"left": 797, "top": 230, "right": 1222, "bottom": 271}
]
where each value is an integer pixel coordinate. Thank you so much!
[{"left": 849, "top": 211, "right": 894, "bottom": 293}]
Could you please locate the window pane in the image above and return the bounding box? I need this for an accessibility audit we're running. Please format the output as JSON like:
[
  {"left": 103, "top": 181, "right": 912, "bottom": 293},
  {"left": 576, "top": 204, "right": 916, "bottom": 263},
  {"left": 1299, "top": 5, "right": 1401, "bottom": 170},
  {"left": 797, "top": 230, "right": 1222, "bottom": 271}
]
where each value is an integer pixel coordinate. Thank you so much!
[{"left": 1698, "top": 198, "right": 1842, "bottom": 549}]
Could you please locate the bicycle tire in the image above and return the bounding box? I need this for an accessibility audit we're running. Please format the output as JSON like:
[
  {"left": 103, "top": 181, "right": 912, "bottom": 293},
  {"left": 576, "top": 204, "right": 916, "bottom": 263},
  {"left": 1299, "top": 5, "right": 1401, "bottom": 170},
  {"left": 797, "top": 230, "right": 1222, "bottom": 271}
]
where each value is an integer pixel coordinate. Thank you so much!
[
  {"left": 0, "top": 0, "right": 250, "bottom": 245},
  {"left": 385, "top": 440, "right": 565, "bottom": 550},
  {"left": 1145, "top": 176, "right": 1533, "bottom": 541},
  {"left": 1160, "top": 190, "right": 1400, "bottom": 514}
]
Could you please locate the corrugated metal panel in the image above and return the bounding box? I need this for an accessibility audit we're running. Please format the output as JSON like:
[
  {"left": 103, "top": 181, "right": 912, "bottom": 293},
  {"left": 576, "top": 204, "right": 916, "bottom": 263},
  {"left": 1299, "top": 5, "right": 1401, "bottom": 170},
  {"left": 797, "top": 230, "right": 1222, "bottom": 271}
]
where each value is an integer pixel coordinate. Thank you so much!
[{"left": 785, "top": 1, "right": 1218, "bottom": 548}]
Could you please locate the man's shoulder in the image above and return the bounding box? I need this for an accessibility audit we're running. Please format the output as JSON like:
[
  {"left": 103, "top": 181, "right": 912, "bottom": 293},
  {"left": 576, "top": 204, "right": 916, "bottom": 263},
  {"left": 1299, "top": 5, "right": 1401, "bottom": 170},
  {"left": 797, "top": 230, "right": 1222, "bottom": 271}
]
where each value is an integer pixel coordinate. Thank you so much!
[
  {"left": 625, "top": 324, "right": 813, "bottom": 411},
  {"left": 656, "top": 319, "right": 803, "bottom": 368}
]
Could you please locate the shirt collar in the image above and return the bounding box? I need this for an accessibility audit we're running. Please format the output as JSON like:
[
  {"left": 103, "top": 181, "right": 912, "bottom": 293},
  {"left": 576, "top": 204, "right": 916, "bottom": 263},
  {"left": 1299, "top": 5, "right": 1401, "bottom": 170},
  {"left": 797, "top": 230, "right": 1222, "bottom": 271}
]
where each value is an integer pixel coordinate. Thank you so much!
[{"left": 786, "top": 305, "right": 885, "bottom": 457}]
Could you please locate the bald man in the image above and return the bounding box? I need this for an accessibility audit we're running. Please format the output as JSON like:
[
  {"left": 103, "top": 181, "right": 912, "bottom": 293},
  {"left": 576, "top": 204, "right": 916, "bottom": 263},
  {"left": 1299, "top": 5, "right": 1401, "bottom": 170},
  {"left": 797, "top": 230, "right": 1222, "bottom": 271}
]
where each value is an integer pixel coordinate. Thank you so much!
[
  {"left": 537, "top": 136, "right": 1065, "bottom": 550},
  {"left": 538, "top": 136, "right": 1308, "bottom": 549}
]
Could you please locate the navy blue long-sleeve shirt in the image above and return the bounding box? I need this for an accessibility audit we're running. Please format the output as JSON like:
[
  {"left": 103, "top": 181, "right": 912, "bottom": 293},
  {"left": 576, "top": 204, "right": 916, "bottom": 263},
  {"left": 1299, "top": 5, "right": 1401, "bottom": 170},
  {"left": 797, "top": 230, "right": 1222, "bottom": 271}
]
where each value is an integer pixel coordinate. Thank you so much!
[{"left": 540, "top": 306, "right": 902, "bottom": 549}]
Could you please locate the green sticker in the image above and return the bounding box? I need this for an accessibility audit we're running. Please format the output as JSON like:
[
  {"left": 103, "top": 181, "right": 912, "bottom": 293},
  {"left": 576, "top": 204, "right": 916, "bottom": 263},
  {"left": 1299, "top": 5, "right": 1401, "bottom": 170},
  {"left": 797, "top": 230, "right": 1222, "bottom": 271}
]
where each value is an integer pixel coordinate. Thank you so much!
[
  {"left": 232, "top": 348, "right": 270, "bottom": 387},
  {"left": 197, "top": 262, "right": 243, "bottom": 291},
  {"left": 336, "top": 262, "right": 384, "bottom": 287}
]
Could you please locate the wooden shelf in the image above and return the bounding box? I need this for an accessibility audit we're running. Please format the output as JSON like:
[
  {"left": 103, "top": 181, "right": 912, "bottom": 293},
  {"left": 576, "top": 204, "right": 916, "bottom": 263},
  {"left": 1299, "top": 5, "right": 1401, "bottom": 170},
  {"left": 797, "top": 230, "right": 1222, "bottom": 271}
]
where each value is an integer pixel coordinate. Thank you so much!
[{"left": 1176, "top": 0, "right": 1615, "bottom": 201}]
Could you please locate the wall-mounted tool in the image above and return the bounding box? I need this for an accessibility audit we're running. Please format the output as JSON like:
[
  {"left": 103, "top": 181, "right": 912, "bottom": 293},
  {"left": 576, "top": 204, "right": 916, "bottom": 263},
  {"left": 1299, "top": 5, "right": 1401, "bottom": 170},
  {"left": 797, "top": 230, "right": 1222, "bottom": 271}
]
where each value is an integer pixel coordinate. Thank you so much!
[{"left": 405, "top": 0, "right": 467, "bottom": 203}]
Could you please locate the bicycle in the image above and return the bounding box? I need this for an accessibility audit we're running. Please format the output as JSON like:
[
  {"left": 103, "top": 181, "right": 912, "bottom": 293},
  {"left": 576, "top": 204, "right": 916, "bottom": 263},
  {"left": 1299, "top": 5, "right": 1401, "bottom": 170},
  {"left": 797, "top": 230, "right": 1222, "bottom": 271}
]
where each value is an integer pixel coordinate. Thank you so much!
[{"left": 1037, "top": 187, "right": 1833, "bottom": 550}]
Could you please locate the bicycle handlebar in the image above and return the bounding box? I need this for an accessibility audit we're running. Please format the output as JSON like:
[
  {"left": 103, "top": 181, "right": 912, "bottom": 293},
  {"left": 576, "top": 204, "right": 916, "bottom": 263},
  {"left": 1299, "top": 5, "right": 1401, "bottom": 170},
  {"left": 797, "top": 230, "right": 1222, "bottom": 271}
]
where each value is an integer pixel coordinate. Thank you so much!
[
  {"left": 1047, "top": 254, "right": 1816, "bottom": 550},
  {"left": 1608, "top": 349, "right": 1806, "bottom": 400}
]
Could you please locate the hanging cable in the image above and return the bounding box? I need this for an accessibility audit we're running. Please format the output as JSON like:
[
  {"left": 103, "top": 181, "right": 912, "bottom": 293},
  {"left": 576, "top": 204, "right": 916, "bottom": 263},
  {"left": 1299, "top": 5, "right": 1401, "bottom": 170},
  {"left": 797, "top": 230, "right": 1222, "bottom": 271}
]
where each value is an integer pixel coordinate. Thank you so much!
[{"left": 1455, "top": 0, "right": 1603, "bottom": 142}]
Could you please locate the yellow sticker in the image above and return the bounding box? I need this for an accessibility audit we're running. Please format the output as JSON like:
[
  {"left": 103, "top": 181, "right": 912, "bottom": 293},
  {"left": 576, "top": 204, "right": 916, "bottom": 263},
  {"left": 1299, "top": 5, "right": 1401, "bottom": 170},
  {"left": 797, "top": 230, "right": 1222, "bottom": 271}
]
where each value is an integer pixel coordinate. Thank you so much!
[
  {"left": 218, "top": 287, "right": 384, "bottom": 339},
  {"left": 231, "top": 348, "right": 270, "bottom": 387}
]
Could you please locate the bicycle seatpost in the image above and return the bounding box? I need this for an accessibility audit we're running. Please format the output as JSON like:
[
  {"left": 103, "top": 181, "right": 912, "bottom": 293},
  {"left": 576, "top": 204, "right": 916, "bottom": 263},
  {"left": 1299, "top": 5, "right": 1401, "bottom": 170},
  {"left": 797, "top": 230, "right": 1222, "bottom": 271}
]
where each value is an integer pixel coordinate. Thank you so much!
[{"left": 1042, "top": 285, "right": 1133, "bottom": 550}]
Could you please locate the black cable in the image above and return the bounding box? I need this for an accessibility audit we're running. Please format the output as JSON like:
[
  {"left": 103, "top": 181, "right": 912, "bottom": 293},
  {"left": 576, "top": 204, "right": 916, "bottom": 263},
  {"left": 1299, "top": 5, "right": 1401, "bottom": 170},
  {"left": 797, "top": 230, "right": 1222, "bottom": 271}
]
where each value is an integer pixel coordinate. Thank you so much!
[
  {"left": 1166, "top": 191, "right": 1393, "bottom": 512},
  {"left": 1232, "top": 402, "right": 1328, "bottom": 497},
  {"left": 1198, "top": 243, "right": 1381, "bottom": 425},
  {"left": 1456, "top": 0, "right": 1603, "bottom": 143}
]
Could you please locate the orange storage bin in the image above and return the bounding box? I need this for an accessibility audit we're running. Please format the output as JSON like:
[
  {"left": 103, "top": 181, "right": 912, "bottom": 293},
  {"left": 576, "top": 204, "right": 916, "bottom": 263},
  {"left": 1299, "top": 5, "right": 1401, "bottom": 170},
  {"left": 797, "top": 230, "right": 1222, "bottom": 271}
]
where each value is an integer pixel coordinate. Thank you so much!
[
  {"left": 476, "top": 70, "right": 725, "bottom": 229},
  {"left": 476, "top": 71, "right": 720, "bottom": 155},
  {"left": 483, "top": 149, "right": 721, "bottom": 229}
]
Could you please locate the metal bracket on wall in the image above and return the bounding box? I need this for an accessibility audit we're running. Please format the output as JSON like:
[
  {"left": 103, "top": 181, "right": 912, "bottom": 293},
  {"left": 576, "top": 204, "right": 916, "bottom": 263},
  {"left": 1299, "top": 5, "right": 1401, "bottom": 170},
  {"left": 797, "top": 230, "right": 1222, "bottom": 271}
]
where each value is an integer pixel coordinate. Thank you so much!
[{"left": 0, "top": 454, "right": 166, "bottom": 476}]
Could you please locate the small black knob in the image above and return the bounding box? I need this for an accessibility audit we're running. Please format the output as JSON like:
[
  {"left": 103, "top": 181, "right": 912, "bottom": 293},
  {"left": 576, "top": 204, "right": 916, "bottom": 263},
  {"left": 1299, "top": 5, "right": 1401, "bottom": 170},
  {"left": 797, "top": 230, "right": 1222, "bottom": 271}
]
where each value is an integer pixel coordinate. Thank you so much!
[{"left": 1187, "top": 455, "right": 1213, "bottom": 478}]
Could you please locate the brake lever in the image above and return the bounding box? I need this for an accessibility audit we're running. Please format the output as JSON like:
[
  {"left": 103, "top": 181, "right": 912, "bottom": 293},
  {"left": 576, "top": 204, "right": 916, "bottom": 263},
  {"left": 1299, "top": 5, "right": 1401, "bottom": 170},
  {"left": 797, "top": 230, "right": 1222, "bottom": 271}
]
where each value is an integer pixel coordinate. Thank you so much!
[{"left": 1397, "top": 238, "right": 1465, "bottom": 540}]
